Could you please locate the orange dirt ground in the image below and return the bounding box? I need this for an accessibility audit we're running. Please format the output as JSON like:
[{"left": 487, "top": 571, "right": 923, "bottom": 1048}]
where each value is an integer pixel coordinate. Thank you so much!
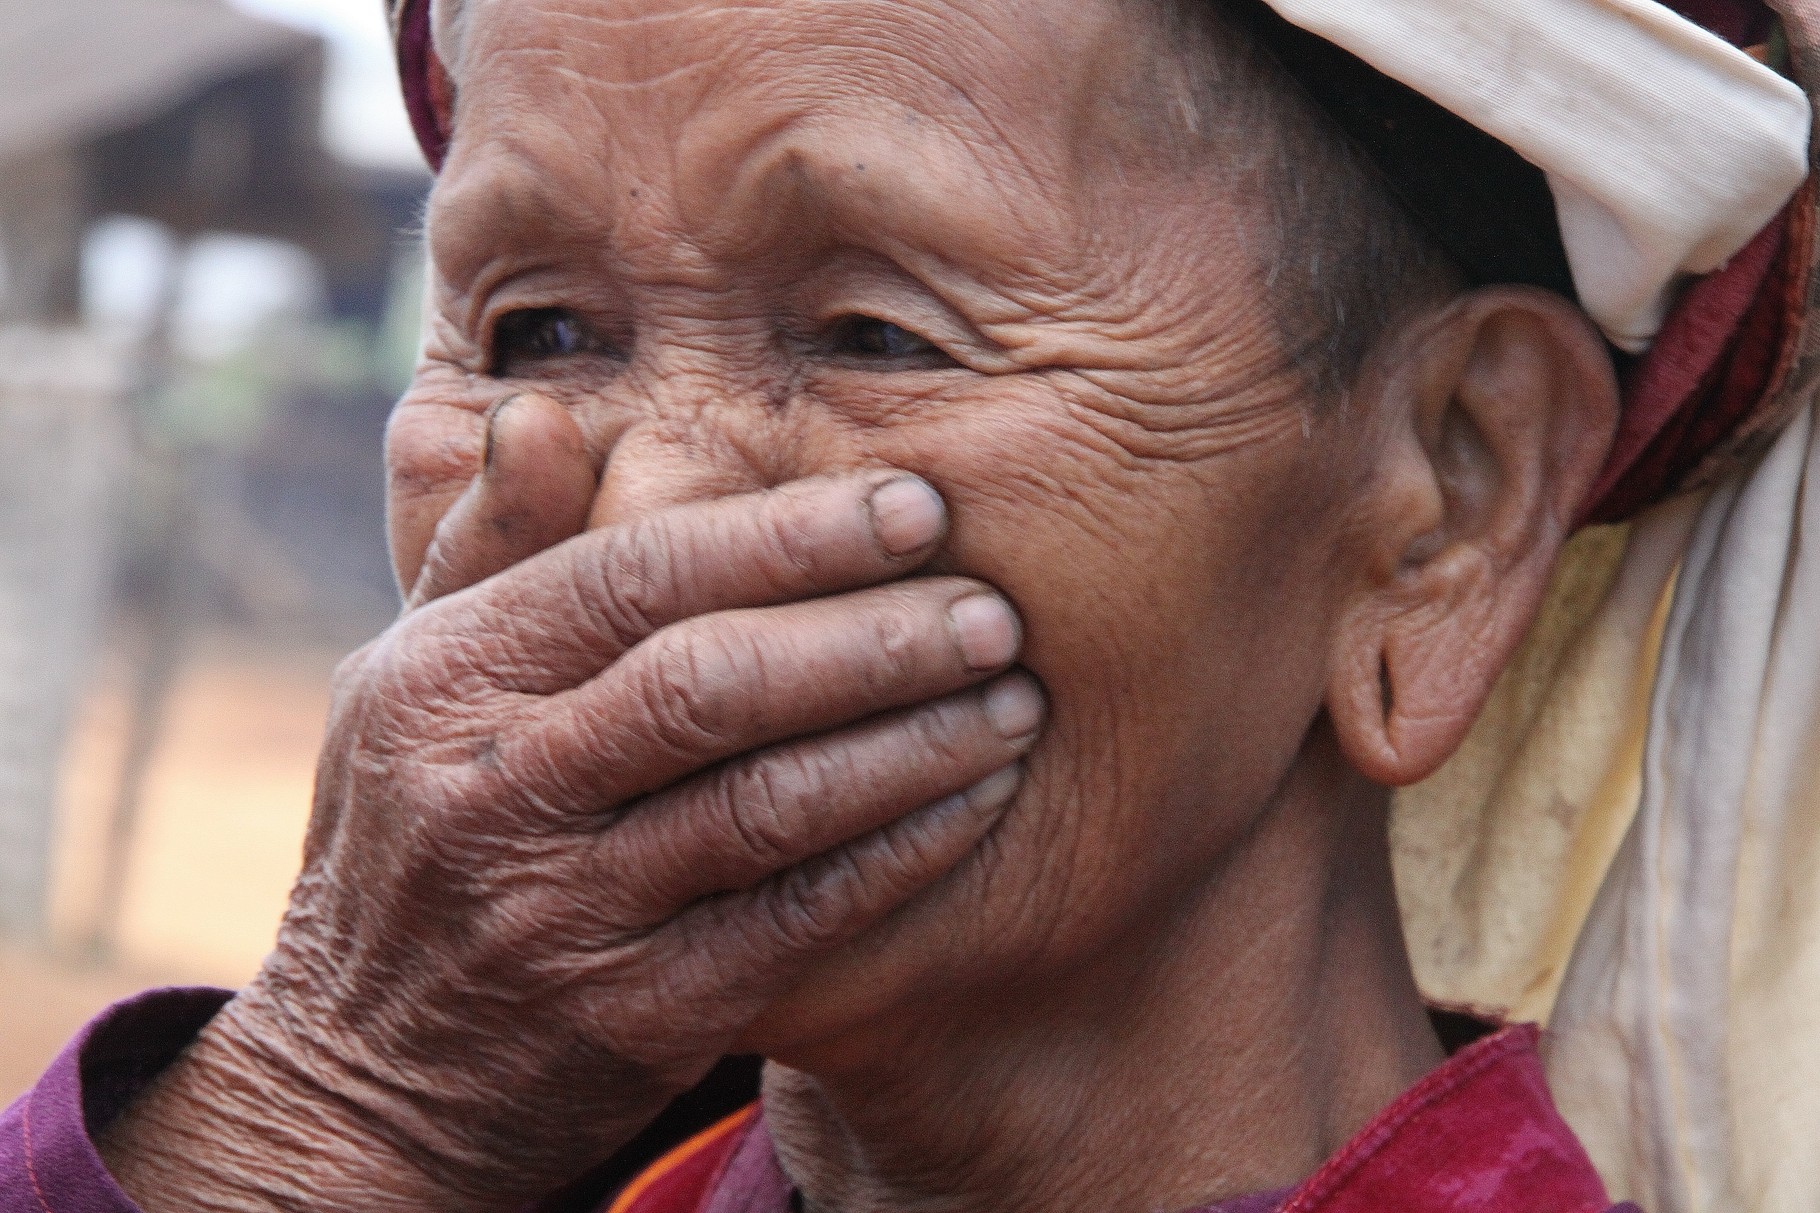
[{"left": 0, "top": 638, "right": 338, "bottom": 1103}]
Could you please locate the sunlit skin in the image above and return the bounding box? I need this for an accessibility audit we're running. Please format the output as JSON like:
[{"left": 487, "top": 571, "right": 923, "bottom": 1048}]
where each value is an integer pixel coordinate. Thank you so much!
[
  {"left": 412, "top": 0, "right": 1354, "bottom": 1041},
  {"left": 96, "top": 2, "right": 1620, "bottom": 1212}
]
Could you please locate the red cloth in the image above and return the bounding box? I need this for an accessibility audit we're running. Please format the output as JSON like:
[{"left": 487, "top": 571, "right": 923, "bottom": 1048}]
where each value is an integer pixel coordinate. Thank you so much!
[
  {"left": 393, "top": 0, "right": 447, "bottom": 173},
  {"left": 603, "top": 1025, "right": 1636, "bottom": 1213},
  {"left": 1584, "top": 185, "right": 1806, "bottom": 523},
  {"left": 1659, "top": 0, "right": 1777, "bottom": 45}
]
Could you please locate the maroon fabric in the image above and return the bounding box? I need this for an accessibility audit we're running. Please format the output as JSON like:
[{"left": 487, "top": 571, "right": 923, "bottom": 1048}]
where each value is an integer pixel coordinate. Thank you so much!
[
  {"left": 618, "top": 1025, "right": 1633, "bottom": 1213},
  {"left": 1659, "top": 0, "right": 1777, "bottom": 45},
  {"left": 0, "top": 987, "right": 232, "bottom": 1213},
  {"left": 1583, "top": 193, "right": 1800, "bottom": 523},
  {"left": 0, "top": 995, "right": 1634, "bottom": 1213},
  {"left": 1279, "top": 1025, "right": 1624, "bottom": 1213},
  {"left": 690, "top": 1111, "right": 1295, "bottom": 1213},
  {"left": 394, "top": 0, "right": 448, "bottom": 172},
  {"left": 1583, "top": 0, "right": 1803, "bottom": 527}
]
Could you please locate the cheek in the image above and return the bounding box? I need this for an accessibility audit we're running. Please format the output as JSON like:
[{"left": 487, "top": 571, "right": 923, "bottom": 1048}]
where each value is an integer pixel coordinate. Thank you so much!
[{"left": 858, "top": 381, "right": 1348, "bottom": 945}]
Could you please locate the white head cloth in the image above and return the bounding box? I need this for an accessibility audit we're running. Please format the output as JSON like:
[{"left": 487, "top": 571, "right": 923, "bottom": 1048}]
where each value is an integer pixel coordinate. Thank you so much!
[{"left": 1262, "top": 0, "right": 1813, "bottom": 352}]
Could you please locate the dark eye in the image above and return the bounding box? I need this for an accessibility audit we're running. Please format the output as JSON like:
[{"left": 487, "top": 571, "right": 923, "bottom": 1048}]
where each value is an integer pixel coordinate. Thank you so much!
[
  {"left": 491, "top": 308, "right": 617, "bottom": 374},
  {"left": 827, "top": 316, "right": 954, "bottom": 366}
]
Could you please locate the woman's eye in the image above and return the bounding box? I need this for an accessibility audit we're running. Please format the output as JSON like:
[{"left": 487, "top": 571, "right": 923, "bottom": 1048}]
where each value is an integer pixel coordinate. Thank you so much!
[
  {"left": 827, "top": 316, "right": 953, "bottom": 365},
  {"left": 491, "top": 308, "right": 616, "bottom": 373}
]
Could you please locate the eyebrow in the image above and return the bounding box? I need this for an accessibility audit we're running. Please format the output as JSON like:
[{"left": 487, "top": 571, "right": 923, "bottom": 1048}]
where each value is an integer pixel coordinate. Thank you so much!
[{"left": 431, "top": 94, "right": 1064, "bottom": 327}]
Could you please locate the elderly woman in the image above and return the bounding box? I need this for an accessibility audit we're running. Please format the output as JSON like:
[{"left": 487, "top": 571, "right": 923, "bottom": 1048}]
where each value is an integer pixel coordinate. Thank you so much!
[{"left": 5, "top": 0, "right": 1817, "bottom": 1210}]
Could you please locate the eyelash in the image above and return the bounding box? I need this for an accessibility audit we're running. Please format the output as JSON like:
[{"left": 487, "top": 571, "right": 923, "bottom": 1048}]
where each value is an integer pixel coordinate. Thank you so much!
[
  {"left": 490, "top": 308, "right": 621, "bottom": 375},
  {"left": 824, "top": 316, "right": 956, "bottom": 367},
  {"left": 487, "top": 309, "right": 958, "bottom": 375}
]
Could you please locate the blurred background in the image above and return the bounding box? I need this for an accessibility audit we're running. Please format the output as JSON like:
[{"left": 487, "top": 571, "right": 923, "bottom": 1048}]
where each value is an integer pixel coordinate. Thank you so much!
[{"left": 0, "top": 0, "right": 429, "bottom": 1098}]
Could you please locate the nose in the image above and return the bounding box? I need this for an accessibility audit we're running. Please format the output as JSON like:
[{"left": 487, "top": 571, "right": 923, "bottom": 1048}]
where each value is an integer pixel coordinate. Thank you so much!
[
  {"left": 585, "top": 331, "right": 899, "bottom": 529},
  {"left": 585, "top": 415, "right": 781, "bottom": 529}
]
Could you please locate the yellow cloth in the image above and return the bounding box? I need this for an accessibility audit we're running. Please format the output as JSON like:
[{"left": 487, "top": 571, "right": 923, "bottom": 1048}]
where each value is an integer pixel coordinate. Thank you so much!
[
  {"left": 1548, "top": 392, "right": 1820, "bottom": 1213},
  {"left": 1397, "top": 390, "right": 1820, "bottom": 1212},
  {"left": 1393, "top": 490, "right": 1701, "bottom": 1024}
]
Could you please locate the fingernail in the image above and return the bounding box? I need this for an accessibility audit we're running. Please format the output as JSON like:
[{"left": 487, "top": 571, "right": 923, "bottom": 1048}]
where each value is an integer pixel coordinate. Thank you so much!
[
  {"left": 948, "top": 594, "right": 1020, "bottom": 671},
  {"left": 982, "top": 673, "right": 1045, "bottom": 743},
  {"left": 869, "top": 476, "right": 945, "bottom": 557},
  {"left": 964, "top": 765, "right": 1023, "bottom": 812},
  {"left": 482, "top": 394, "right": 524, "bottom": 473}
]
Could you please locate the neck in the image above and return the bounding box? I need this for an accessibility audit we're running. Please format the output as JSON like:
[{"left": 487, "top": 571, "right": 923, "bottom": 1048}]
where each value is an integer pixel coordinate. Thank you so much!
[{"left": 763, "top": 743, "right": 1443, "bottom": 1213}]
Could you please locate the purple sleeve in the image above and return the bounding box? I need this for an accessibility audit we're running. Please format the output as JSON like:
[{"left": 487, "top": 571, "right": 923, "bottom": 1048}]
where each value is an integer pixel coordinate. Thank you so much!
[{"left": 0, "top": 987, "right": 232, "bottom": 1213}]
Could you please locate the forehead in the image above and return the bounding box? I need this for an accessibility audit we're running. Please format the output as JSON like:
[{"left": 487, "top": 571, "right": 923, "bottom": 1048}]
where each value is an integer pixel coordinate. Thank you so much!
[
  {"left": 438, "top": 0, "right": 1176, "bottom": 248},
  {"left": 454, "top": 0, "right": 1146, "bottom": 133}
]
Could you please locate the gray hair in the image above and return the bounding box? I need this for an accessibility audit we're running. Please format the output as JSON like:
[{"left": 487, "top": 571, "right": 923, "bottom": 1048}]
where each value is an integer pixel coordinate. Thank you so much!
[{"left": 1139, "top": 0, "right": 1463, "bottom": 403}]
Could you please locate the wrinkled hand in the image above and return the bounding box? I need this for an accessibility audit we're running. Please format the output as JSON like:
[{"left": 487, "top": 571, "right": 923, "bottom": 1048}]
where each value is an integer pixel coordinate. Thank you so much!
[{"left": 100, "top": 396, "right": 1044, "bottom": 1212}]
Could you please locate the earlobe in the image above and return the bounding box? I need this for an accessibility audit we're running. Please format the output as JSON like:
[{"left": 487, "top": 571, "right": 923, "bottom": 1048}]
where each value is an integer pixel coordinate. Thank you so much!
[
  {"left": 1327, "top": 287, "right": 1618, "bottom": 787},
  {"left": 1327, "top": 612, "right": 1401, "bottom": 785},
  {"left": 1328, "top": 582, "right": 1493, "bottom": 787}
]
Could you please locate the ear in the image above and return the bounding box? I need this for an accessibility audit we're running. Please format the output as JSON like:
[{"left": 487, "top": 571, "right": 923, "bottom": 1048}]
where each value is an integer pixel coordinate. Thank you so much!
[{"left": 1327, "top": 287, "right": 1619, "bottom": 787}]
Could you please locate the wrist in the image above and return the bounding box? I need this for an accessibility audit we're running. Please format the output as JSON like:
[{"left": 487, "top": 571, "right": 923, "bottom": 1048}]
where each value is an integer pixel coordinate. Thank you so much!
[{"left": 97, "top": 991, "right": 479, "bottom": 1213}]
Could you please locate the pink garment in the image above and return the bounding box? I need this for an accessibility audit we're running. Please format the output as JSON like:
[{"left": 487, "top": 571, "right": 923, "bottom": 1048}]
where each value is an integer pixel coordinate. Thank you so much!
[
  {"left": 611, "top": 1025, "right": 1636, "bottom": 1213},
  {"left": 0, "top": 988, "right": 232, "bottom": 1213},
  {"left": 0, "top": 994, "right": 1634, "bottom": 1213}
]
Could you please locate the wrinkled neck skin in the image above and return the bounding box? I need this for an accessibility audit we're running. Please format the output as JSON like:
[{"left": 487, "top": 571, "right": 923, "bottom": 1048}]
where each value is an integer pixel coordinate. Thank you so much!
[{"left": 763, "top": 725, "right": 1442, "bottom": 1213}]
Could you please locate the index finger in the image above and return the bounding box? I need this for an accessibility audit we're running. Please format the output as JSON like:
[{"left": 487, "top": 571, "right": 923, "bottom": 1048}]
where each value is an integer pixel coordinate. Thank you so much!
[
  {"left": 432, "top": 471, "right": 950, "bottom": 695},
  {"left": 407, "top": 393, "right": 598, "bottom": 610}
]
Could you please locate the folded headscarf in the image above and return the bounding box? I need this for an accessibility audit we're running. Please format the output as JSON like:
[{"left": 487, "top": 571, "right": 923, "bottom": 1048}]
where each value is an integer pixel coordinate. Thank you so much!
[{"left": 385, "top": 0, "right": 1816, "bottom": 523}]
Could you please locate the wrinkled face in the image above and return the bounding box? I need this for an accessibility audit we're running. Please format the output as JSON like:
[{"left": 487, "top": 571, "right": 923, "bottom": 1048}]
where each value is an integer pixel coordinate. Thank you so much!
[{"left": 391, "top": 0, "right": 1386, "bottom": 1048}]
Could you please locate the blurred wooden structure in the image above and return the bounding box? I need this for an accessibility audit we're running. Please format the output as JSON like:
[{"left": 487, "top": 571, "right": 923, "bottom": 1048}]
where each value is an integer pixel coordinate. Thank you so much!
[
  {"left": 0, "top": 331, "right": 130, "bottom": 937},
  {"left": 0, "top": 0, "right": 422, "bottom": 940},
  {"left": 0, "top": 0, "right": 416, "bottom": 324}
]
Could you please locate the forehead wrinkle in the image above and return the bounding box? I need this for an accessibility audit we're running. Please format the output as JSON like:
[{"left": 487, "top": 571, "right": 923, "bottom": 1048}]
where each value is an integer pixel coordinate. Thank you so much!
[
  {"left": 647, "top": 59, "right": 1073, "bottom": 288},
  {"left": 447, "top": 0, "right": 1232, "bottom": 324},
  {"left": 783, "top": 8, "right": 1093, "bottom": 181},
  {"left": 688, "top": 115, "right": 1060, "bottom": 285},
  {"left": 469, "top": 0, "right": 741, "bottom": 89},
  {"left": 458, "top": 2, "right": 740, "bottom": 173}
]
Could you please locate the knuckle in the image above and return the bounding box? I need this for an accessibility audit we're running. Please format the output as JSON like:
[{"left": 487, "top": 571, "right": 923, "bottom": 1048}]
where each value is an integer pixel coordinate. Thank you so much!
[
  {"left": 592, "top": 519, "right": 674, "bottom": 643},
  {"left": 489, "top": 725, "right": 594, "bottom": 822},
  {"left": 871, "top": 813, "right": 948, "bottom": 880},
  {"left": 860, "top": 598, "right": 926, "bottom": 694},
  {"left": 583, "top": 831, "right": 666, "bottom": 922},
  {"left": 433, "top": 628, "right": 515, "bottom": 700},
  {"left": 769, "top": 860, "right": 857, "bottom": 953},
  {"left": 754, "top": 490, "right": 826, "bottom": 589},
  {"left": 901, "top": 701, "right": 980, "bottom": 769},
  {"left": 331, "top": 637, "right": 381, "bottom": 687},
  {"left": 631, "top": 629, "right": 746, "bottom": 758},
  {"left": 720, "top": 753, "right": 815, "bottom": 869}
]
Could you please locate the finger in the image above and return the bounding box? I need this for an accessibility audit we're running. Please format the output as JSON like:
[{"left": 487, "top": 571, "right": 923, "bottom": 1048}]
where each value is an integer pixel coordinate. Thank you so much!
[
  {"left": 407, "top": 393, "right": 597, "bottom": 609},
  {"left": 598, "top": 671, "right": 1046, "bottom": 914},
  {"left": 649, "top": 761, "right": 1023, "bottom": 1014},
  {"left": 386, "top": 398, "right": 484, "bottom": 594},
  {"left": 439, "top": 471, "right": 951, "bottom": 692},
  {"left": 503, "top": 579, "right": 1024, "bottom": 809}
]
